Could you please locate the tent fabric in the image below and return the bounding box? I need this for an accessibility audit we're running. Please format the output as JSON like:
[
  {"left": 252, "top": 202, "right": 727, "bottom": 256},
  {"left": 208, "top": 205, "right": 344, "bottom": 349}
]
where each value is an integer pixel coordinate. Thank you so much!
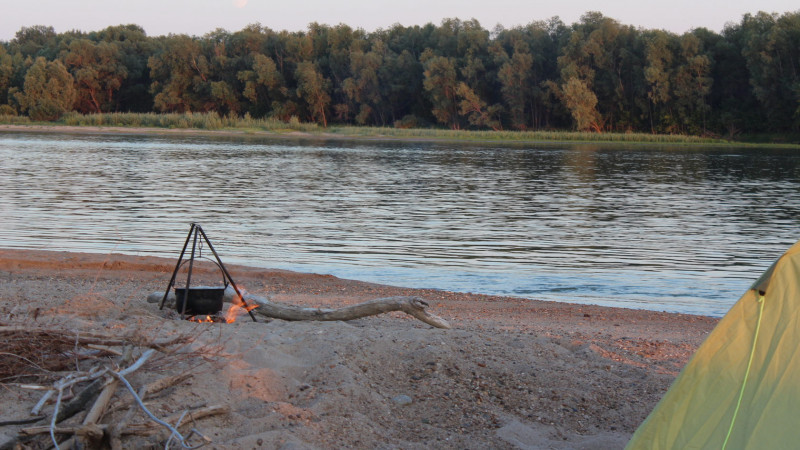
[{"left": 626, "top": 240, "right": 800, "bottom": 450}]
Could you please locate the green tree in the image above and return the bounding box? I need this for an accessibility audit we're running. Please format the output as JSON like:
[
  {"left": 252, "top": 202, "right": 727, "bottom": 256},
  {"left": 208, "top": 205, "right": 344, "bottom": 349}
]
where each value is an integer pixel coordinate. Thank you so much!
[
  {"left": 422, "top": 50, "right": 460, "bottom": 128},
  {"left": 238, "top": 53, "right": 284, "bottom": 116},
  {"left": 295, "top": 61, "right": 330, "bottom": 126},
  {"left": 0, "top": 46, "right": 14, "bottom": 106},
  {"left": 495, "top": 40, "right": 533, "bottom": 129},
  {"left": 643, "top": 30, "right": 676, "bottom": 132},
  {"left": 10, "top": 26, "right": 57, "bottom": 59},
  {"left": 61, "top": 39, "right": 128, "bottom": 113},
  {"left": 672, "top": 33, "right": 712, "bottom": 133},
  {"left": 210, "top": 81, "right": 239, "bottom": 115},
  {"left": 707, "top": 23, "right": 760, "bottom": 135},
  {"left": 456, "top": 82, "right": 501, "bottom": 129},
  {"left": 561, "top": 77, "right": 601, "bottom": 131},
  {"left": 740, "top": 12, "right": 800, "bottom": 131},
  {"left": 343, "top": 43, "right": 387, "bottom": 124},
  {"left": 557, "top": 12, "right": 645, "bottom": 131},
  {"left": 92, "top": 25, "right": 154, "bottom": 112},
  {"left": 148, "top": 35, "right": 210, "bottom": 112},
  {"left": 380, "top": 47, "right": 426, "bottom": 124},
  {"left": 15, "top": 57, "right": 76, "bottom": 120}
]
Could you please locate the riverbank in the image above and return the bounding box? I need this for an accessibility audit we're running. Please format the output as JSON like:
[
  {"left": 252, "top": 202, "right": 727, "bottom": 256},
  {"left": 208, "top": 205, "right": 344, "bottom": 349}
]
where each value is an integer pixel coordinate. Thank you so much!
[
  {"left": 0, "top": 120, "right": 770, "bottom": 148},
  {"left": 0, "top": 249, "right": 718, "bottom": 448},
  {"left": 4, "top": 120, "right": 799, "bottom": 149}
]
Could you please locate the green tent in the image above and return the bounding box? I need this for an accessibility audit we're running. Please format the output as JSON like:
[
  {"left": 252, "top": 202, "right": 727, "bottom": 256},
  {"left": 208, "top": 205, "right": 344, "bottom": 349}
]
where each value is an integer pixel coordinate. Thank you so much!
[{"left": 627, "top": 240, "right": 800, "bottom": 450}]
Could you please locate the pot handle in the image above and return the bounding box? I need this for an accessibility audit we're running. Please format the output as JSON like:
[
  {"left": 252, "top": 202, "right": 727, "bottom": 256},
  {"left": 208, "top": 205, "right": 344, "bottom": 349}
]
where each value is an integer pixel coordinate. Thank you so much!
[{"left": 175, "top": 257, "right": 228, "bottom": 288}]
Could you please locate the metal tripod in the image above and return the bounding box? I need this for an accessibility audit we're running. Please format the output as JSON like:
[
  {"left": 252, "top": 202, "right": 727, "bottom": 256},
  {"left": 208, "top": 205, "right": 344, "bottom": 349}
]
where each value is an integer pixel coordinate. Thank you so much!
[{"left": 159, "top": 223, "right": 257, "bottom": 322}]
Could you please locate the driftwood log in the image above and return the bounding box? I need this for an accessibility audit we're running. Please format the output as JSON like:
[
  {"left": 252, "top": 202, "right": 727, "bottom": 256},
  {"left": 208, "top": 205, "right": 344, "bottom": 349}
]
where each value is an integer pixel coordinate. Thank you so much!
[{"left": 148, "top": 287, "right": 451, "bottom": 329}]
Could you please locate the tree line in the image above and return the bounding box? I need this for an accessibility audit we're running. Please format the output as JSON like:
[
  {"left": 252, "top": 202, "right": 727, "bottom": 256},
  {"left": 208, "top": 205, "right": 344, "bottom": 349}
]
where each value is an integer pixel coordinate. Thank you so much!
[{"left": 1, "top": 11, "right": 799, "bottom": 136}]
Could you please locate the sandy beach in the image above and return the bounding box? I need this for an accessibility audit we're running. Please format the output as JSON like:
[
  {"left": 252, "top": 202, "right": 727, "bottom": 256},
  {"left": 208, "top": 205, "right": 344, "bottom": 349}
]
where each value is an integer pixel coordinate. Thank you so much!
[{"left": 0, "top": 248, "right": 718, "bottom": 449}]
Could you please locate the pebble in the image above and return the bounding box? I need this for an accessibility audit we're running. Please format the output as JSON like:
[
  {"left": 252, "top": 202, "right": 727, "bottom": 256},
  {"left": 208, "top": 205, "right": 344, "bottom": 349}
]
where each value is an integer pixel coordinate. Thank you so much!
[{"left": 392, "top": 394, "right": 413, "bottom": 405}]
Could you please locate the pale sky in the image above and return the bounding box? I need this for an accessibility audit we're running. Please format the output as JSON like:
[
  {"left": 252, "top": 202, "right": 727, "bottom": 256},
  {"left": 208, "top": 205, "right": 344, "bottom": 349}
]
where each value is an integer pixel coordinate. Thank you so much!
[{"left": 1, "top": 0, "right": 798, "bottom": 42}]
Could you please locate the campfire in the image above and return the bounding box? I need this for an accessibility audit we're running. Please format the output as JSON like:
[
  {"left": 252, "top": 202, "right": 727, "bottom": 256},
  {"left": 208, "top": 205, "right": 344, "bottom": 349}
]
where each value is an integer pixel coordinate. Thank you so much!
[
  {"left": 186, "top": 297, "right": 259, "bottom": 323},
  {"left": 158, "top": 223, "right": 257, "bottom": 322}
]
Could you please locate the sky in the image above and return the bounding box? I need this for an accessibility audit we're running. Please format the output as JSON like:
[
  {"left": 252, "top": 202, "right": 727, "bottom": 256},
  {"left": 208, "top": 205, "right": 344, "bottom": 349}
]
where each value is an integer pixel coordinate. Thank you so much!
[{"left": 1, "top": 0, "right": 798, "bottom": 42}]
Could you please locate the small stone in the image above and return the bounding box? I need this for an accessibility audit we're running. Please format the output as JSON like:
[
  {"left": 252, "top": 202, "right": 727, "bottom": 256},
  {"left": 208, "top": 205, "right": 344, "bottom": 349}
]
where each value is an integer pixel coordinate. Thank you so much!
[{"left": 392, "top": 394, "right": 413, "bottom": 406}]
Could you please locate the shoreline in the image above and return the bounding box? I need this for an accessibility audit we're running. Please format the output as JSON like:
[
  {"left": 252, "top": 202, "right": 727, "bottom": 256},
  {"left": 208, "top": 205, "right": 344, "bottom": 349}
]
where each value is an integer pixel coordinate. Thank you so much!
[
  {"left": 0, "top": 247, "right": 719, "bottom": 324},
  {"left": 1, "top": 248, "right": 717, "bottom": 447},
  {"left": 3, "top": 122, "right": 792, "bottom": 149}
]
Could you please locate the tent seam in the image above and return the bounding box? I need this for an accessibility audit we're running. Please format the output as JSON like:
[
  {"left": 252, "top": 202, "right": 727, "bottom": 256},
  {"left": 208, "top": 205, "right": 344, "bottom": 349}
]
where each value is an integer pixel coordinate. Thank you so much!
[{"left": 722, "top": 293, "right": 765, "bottom": 450}]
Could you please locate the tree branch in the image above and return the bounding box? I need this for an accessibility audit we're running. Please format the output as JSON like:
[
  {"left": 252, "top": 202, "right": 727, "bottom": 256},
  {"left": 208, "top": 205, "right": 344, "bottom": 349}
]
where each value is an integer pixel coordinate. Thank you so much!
[
  {"left": 247, "top": 294, "right": 451, "bottom": 329},
  {"left": 150, "top": 290, "right": 451, "bottom": 329}
]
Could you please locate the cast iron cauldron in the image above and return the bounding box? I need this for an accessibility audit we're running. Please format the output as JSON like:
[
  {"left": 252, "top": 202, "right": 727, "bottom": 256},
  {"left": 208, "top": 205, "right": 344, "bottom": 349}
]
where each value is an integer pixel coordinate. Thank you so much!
[{"left": 175, "top": 286, "right": 225, "bottom": 315}]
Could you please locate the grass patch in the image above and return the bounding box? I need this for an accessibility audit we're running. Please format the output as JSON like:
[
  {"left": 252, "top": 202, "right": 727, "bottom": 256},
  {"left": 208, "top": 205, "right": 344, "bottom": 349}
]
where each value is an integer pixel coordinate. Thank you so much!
[
  {"left": 53, "top": 111, "right": 321, "bottom": 133},
  {"left": 3, "top": 112, "right": 798, "bottom": 147},
  {"left": 326, "top": 125, "right": 728, "bottom": 145},
  {"left": 0, "top": 114, "right": 31, "bottom": 125}
]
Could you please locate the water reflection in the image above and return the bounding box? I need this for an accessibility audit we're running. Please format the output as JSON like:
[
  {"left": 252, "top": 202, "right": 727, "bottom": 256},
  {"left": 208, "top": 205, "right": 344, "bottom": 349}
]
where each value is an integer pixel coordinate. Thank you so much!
[{"left": 1, "top": 132, "right": 799, "bottom": 316}]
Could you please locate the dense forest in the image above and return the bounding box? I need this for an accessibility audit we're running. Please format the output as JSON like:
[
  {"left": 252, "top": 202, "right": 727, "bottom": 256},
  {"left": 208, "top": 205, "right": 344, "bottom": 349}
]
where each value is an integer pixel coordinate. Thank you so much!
[{"left": 0, "top": 11, "right": 799, "bottom": 136}]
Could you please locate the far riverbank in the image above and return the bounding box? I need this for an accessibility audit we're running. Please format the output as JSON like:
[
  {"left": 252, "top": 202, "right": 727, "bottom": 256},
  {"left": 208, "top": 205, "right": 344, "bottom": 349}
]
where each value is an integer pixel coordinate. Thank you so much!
[{"left": 4, "top": 119, "right": 797, "bottom": 149}]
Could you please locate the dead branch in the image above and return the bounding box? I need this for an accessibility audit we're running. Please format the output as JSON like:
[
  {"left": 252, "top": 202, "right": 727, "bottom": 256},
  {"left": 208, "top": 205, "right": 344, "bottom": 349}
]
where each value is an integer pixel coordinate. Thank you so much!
[
  {"left": 68, "top": 349, "right": 146, "bottom": 447},
  {"left": 249, "top": 294, "right": 451, "bottom": 329},
  {"left": 0, "top": 416, "right": 44, "bottom": 426},
  {"left": 3, "top": 325, "right": 201, "bottom": 450},
  {"left": 0, "top": 326, "right": 192, "bottom": 385},
  {"left": 20, "top": 424, "right": 106, "bottom": 437},
  {"left": 123, "top": 405, "right": 231, "bottom": 436},
  {"left": 109, "top": 372, "right": 195, "bottom": 448},
  {"left": 0, "top": 326, "right": 193, "bottom": 349},
  {"left": 140, "top": 372, "right": 193, "bottom": 395},
  {"left": 86, "top": 344, "right": 124, "bottom": 356},
  {"left": 19, "top": 405, "right": 228, "bottom": 437},
  {"left": 109, "top": 384, "right": 147, "bottom": 450},
  {"left": 31, "top": 389, "right": 54, "bottom": 416},
  {"left": 32, "top": 366, "right": 109, "bottom": 424},
  {"left": 54, "top": 377, "right": 106, "bottom": 422},
  {"left": 150, "top": 289, "right": 451, "bottom": 329},
  {"left": 107, "top": 372, "right": 194, "bottom": 414},
  {"left": 109, "top": 369, "right": 217, "bottom": 448}
]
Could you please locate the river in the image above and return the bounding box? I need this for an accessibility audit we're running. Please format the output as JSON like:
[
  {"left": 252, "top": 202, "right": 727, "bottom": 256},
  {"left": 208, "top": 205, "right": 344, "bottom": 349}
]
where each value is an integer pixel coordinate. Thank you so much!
[{"left": 1, "top": 131, "right": 799, "bottom": 316}]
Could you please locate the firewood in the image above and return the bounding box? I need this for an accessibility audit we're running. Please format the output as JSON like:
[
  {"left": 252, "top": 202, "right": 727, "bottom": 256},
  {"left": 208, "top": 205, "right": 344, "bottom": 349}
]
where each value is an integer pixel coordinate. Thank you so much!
[
  {"left": 0, "top": 326, "right": 192, "bottom": 345},
  {"left": 54, "top": 378, "right": 106, "bottom": 423},
  {"left": 108, "top": 372, "right": 194, "bottom": 448},
  {"left": 248, "top": 294, "right": 451, "bottom": 328},
  {"left": 122, "top": 405, "right": 231, "bottom": 436},
  {"left": 148, "top": 290, "right": 451, "bottom": 328},
  {"left": 107, "top": 372, "right": 194, "bottom": 413}
]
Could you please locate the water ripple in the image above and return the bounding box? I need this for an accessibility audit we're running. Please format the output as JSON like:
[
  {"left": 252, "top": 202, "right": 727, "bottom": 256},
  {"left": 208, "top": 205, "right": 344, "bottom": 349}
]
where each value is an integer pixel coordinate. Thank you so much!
[{"left": 1, "top": 133, "right": 799, "bottom": 316}]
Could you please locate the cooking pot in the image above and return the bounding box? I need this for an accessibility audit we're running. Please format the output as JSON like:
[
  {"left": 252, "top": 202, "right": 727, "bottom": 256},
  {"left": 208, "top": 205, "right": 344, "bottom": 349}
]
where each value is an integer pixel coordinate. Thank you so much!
[{"left": 175, "top": 286, "right": 225, "bottom": 315}]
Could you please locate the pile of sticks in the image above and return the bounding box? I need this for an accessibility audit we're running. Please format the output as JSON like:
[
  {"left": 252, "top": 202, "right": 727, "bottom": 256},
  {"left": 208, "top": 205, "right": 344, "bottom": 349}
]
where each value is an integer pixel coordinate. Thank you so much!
[{"left": 0, "top": 325, "right": 229, "bottom": 450}]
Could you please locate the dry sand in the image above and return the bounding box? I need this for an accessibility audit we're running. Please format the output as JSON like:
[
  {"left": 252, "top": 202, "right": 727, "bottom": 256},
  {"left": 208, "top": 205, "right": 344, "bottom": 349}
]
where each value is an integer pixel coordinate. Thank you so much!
[{"left": 0, "top": 249, "right": 718, "bottom": 449}]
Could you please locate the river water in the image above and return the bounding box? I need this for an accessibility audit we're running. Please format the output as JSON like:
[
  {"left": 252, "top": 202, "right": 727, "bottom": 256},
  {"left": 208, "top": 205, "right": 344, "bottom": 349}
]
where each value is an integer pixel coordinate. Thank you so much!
[{"left": 1, "top": 132, "right": 799, "bottom": 316}]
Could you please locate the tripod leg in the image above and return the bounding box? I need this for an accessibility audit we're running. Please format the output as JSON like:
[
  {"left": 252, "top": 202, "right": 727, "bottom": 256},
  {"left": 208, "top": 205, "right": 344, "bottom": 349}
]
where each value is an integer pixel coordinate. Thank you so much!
[
  {"left": 180, "top": 227, "right": 200, "bottom": 319},
  {"left": 197, "top": 226, "right": 258, "bottom": 322},
  {"left": 159, "top": 223, "right": 195, "bottom": 310}
]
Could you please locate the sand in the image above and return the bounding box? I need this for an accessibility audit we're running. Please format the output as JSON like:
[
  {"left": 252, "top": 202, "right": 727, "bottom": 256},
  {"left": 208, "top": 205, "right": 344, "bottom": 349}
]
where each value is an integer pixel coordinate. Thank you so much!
[{"left": 0, "top": 249, "right": 718, "bottom": 449}]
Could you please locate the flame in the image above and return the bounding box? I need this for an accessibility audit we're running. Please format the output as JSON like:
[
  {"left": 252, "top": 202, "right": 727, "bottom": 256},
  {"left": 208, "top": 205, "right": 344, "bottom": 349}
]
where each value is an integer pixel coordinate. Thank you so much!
[
  {"left": 223, "top": 291, "right": 259, "bottom": 324},
  {"left": 189, "top": 315, "right": 215, "bottom": 323}
]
